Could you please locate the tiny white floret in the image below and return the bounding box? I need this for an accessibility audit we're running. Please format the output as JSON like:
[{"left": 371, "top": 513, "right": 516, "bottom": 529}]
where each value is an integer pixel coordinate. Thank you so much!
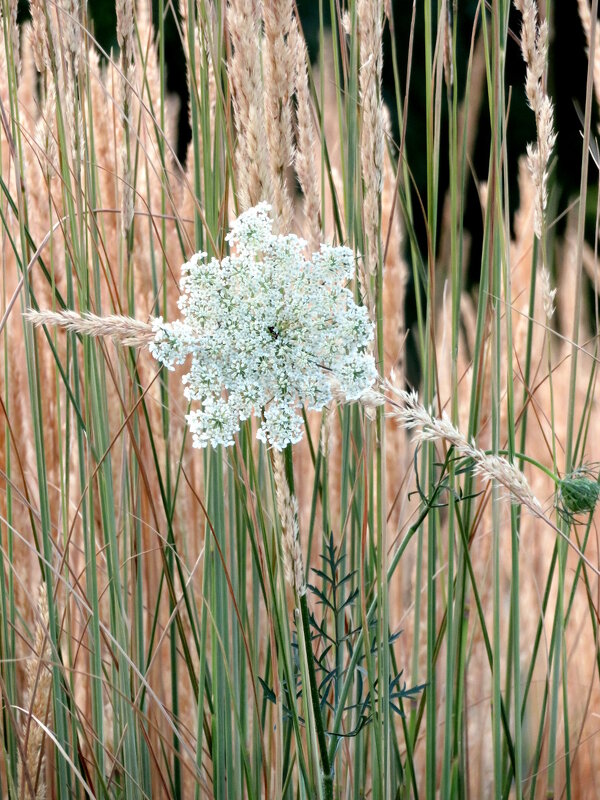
[{"left": 150, "top": 204, "right": 377, "bottom": 449}]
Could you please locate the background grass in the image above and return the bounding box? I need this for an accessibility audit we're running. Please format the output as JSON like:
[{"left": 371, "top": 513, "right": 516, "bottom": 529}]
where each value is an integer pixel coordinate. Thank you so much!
[{"left": 2, "top": 0, "right": 600, "bottom": 797}]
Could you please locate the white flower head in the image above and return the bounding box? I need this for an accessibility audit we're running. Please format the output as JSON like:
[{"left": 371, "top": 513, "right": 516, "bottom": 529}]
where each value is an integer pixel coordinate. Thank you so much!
[{"left": 150, "top": 204, "right": 377, "bottom": 449}]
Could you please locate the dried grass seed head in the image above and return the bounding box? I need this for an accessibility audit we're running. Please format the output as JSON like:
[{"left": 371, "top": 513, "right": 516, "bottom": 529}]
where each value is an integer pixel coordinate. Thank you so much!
[{"left": 387, "top": 383, "right": 543, "bottom": 514}]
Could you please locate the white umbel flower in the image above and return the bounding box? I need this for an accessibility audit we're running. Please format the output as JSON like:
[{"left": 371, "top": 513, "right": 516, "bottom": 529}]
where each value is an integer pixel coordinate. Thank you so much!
[{"left": 150, "top": 203, "right": 377, "bottom": 450}]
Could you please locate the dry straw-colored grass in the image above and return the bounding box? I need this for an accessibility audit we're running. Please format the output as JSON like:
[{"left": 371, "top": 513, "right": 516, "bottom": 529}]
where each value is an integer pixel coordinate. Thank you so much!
[{"left": 2, "top": 0, "right": 600, "bottom": 797}]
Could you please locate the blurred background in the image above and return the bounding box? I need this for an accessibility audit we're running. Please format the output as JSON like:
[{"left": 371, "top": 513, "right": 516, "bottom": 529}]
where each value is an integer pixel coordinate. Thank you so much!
[
  {"left": 75, "top": 1, "right": 598, "bottom": 345},
  {"left": 13, "top": 1, "right": 598, "bottom": 369},
  {"left": 15, "top": 2, "right": 595, "bottom": 239}
]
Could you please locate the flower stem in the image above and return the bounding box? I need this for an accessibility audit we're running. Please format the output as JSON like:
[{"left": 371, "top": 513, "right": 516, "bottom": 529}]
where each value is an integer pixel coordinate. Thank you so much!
[
  {"left": 298, "top": 591, "right": 334, "bottom": 800},
  {"left": 281, "top": 446, "right": 333, "bottom": 798},
  {"left": 491, "top": 449, "right": 559, "bottom": 483}
]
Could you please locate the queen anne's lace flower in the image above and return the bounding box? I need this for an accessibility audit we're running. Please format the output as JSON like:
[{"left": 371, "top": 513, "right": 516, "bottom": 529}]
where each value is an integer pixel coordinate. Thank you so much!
[{"left": 150, "top": 203, "right": 376, "bottom": 449}]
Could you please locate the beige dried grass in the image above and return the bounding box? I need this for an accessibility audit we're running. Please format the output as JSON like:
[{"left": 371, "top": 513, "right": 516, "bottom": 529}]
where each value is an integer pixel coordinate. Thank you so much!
[
  {"left": 358, "top": 0, "right": 384, "bottom": 274},
  {"left": 181, "top": 4, "right": 217, "bottom": 250},
  {"left": 271, "top": 449, "right": 306, "bottom": 597},
  {"left": 29, "top": 0, "right": 50, "bottom": 72},
  {"left": 117, "top": 0, "right": 135, "bottom": 234},
  {"left": 513, "top": 0, "right": 556, "bottom": 240},
  {"left": 61, "top": 0, "right": 81, "bottom": 76},
  {"left": 6, "top": 0, "right": 20, "bottom": 76},
  {"left": 18, "top": 587, "right": 52, "bottom": 800},
  {"left": 263, "top": 0, "right": 296, "bottom": 230},
  {"left": 25, "top": 309, "right": 156, "bottom": 348},
  {"left": 1, "top": 12, "right": 205, "bottom": 791},
  {"left": 34, "top": 80, "right": 58, "bottom": 183},
  {"left": 291, "top": 22, "right": 321, "bottom": 251},
  {"left": 578, "top": 0, "right": 600, "bottom": 109},
  {"left": 387, "top": 384, "right": 544, "bottom": 516},
  {"left": 380, "top": 114, "right": 409, "bottom": 542},
  {"left": 5, "top": 3, "right": 600, "bottom": 795},
  {"left": 227, "top": 0, "right": 271, "bottom": 211}
]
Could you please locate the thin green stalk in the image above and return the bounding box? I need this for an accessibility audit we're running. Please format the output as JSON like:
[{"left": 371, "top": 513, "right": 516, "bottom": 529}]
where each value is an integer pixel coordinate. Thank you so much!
[{"left": 299, "top": 593, "right": 333, "bottom": 800}]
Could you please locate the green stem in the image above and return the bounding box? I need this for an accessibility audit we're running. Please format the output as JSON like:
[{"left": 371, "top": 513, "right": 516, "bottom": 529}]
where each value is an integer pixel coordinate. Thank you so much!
[
  {"left": 490, "top": 450, "right": 559, "bottom": 483},
  {"left": 327, "top": 502, "right": 432, "bottom": 755},
  {"left": 281, "top": 445, "right": 333, "bottom": 798},
  {"left": 299, "top": 592, "right": 334, "bottom": 800}
]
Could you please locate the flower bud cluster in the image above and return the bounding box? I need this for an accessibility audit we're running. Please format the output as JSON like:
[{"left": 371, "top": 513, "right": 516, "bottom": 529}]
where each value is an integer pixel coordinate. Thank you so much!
[
  {"left": 557, "top": 468, "right": 600, "bottom": 518},
  {"left": 150, "top": 203, "right": 376, "bottom": 449}
]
